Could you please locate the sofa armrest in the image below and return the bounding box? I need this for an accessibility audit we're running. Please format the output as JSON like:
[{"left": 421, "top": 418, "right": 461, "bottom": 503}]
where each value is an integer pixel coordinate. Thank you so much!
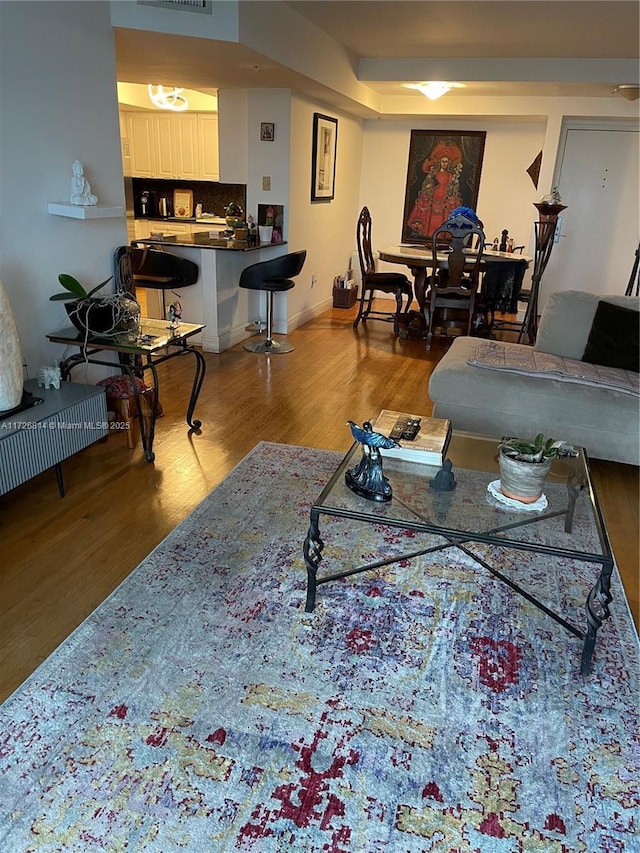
[{"left": 535, "top": 290, "right": 640, "bottom": 359}]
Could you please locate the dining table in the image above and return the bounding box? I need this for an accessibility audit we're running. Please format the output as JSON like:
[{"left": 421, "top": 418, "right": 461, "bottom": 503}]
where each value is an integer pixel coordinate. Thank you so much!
[{"left": 378, "top": 245, "right": 532, "bottom": 313}]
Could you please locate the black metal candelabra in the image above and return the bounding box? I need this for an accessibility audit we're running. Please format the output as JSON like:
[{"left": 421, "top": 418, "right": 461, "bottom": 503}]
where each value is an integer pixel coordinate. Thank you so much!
[{"left": 518, "top": 202, "right": 567, "bottom": 344}]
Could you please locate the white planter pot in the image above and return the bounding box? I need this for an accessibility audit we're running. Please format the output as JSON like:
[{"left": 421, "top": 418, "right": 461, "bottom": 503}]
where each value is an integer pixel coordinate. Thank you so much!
[
  {"left": 499, "top": 450, "right": 551, "bottom": 504},
  {"left": 258, "top": 225, "right": 273, "bottom": 244}
]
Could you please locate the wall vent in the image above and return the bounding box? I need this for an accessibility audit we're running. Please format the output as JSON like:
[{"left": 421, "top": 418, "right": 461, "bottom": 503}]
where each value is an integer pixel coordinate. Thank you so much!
[{"left": 138, "top": 0, "right": 212, "bottom": 14}]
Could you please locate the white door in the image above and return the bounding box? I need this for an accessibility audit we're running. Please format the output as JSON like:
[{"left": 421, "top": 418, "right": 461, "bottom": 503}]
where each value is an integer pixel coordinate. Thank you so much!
[{"left": 541, "top": 127, "right": 639, "bottom": 306}]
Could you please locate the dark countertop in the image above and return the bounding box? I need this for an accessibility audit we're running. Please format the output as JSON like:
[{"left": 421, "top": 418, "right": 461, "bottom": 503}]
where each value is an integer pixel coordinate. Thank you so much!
[
  {"left": 137, "top": 216, "right": 227, "bottom": 225},
  {"left": 135, "top": 233, "right": 288, "bottom": 251}
]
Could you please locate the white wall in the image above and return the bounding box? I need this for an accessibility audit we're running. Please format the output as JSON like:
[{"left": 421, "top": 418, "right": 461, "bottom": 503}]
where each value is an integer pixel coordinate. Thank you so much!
[
  {"left": 0, "top": 1, "right": 127, "bottom": 377},
  {"left": 288, "top": 96, "right": 365, "bottom": 326}
]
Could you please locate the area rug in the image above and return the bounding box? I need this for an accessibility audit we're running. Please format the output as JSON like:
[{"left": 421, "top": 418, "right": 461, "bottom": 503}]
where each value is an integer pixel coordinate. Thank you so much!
[{"left": 1, "top": 442, "right": 638, "bottom": 852}]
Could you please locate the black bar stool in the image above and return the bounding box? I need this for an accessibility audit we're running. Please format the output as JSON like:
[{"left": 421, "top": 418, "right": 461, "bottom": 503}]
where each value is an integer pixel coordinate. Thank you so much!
[
  {"left": 116, "top": 245, "right": 199, "bottom": 320},
  {"left": 239, "top": 250, "right": 307, "bottom": 353}
]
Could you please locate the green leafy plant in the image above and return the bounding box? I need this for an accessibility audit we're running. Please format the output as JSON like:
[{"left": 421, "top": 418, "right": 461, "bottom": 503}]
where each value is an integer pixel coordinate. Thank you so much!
[
  {"left": 499, "top": 433, "right": 572, "bottom": 463},
  {"left": 50, "top": 274, "right": 113, "bottom": 302},
  {"left": 224, "top": 202, "right": 244, "bottom": 219}
]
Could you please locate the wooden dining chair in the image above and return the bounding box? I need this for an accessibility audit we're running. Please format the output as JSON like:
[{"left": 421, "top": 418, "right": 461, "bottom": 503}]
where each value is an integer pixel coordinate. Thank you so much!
[
  {"left": 424, "top": 212, "right": 486, "bottom": 350},
  {"left": 353, "top": 206, "right": 413, "bottom": 336}
]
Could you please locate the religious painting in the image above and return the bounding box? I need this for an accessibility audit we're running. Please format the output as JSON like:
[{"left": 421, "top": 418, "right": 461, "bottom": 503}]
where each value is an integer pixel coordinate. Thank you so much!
[
  {"left": 311, "top": 113, "right": 338, "bottom": 201},
  {"left": 401, "top": 130, "right": 486, "bottom": 243},
  {"left": 260, "top": 122, "right": 275, "bottom": 141}
]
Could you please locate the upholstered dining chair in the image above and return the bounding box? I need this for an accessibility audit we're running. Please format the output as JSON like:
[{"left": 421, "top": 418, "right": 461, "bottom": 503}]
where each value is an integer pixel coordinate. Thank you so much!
[
  {"left": 424, "top": 212, "right": 486, "bottom": 351},
  {"left": 353, "top": 206, "right": 413, "bottom": 336}
]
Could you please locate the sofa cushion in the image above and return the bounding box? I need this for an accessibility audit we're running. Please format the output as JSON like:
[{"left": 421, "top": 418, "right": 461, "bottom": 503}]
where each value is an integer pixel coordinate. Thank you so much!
[
  {"left": 469, "top": 340, "right": 639, "bottom": 396},
  {"left": 535, "top": 290, "right": 639, "bottom": 359},
  {"left": 582, "top": 300, "right": 639, "bottom": 373}
]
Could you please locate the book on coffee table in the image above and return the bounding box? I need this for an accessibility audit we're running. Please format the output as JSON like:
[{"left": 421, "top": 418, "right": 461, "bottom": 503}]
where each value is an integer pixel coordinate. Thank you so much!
[{"left": 372, "top": 409, "right": 452, "bottom": 466}]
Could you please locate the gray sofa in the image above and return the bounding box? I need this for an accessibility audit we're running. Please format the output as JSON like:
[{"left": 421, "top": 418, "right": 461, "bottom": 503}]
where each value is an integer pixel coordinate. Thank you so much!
[{"left": 429, "top": 290, "right": 640, "bottom": 465}]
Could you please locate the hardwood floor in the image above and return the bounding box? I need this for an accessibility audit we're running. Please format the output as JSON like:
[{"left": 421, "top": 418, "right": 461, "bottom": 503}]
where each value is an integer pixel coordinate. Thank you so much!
[{"left": 1, "top": 303, "right": 638, "bottom": 702}]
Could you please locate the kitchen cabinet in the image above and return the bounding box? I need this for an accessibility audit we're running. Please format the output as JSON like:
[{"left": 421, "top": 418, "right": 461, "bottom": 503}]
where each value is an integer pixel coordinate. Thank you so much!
[
  {"left": 154, "top": 113, "right": 177, "bottom": 179},
  {"left": 197, "top": 114, "right": 219, "bottom": 180},
  {"left": 134, "top": 220, "right": 193, "bottom": 240},
  {"left": 127, "top": 112, "right": 156, "bottom": 178},
  {"left": 176, "top": 113, "right": 199, "bottom": 180},
  {"left": 125, "top": 111, "right": 217, "bottom": 180}
]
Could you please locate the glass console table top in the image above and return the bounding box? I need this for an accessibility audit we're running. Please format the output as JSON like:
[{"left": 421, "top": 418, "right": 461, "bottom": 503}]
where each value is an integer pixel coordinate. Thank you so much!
[{"left": 46, "top": 318, "right": 205, "bottom": 354}]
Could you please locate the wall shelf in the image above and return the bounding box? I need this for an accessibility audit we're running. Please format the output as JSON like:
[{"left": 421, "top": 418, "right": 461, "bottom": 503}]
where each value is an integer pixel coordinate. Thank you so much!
[{"left": 47, "top": 202, "right": 124, "bottom": 219}]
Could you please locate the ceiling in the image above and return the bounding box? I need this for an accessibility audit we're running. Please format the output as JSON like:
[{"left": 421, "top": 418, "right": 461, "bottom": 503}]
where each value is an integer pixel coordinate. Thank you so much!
[{"left": 114, "top": 1, "right": 640, "bottom": 111}]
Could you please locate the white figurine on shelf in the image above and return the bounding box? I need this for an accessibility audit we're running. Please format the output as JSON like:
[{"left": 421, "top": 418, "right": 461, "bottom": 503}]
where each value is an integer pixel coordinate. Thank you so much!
[{"left": 70, "top": 160, "right": 98, "bottom": 206}]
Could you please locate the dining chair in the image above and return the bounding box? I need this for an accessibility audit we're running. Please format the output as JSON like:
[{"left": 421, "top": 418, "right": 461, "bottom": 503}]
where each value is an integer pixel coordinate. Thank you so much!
[
  {"left": 424, "top": 212, "right": 486, "bottom": 350},
  {"left": 353, "top": 206, "right": 413, "bottom": 337}
]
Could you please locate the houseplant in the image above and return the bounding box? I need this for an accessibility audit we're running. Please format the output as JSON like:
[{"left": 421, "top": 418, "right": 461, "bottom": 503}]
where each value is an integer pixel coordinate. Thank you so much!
[
  {"left": 224, "top": 202, "right": 244, "bottom": 231},
  {"left": 50, "top": 274, "right": 138, "bottom": 335},
  {"left": 498, "top": 433, "right": 572, "bottom": 503}
]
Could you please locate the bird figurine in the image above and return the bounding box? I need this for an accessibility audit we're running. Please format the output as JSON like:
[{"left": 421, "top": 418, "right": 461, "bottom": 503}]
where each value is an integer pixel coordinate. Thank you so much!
[
  {"left": 347, "top": 420, "right": 399, "bottom": 450},
  {"left": 345, "top": 420, "right": 398, "bottom": 502}
]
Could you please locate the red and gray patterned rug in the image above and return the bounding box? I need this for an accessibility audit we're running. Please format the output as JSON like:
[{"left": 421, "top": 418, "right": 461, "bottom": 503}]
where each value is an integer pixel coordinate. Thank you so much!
[{"left": 1, "top": 442, "right": 638, "bottom": 852}]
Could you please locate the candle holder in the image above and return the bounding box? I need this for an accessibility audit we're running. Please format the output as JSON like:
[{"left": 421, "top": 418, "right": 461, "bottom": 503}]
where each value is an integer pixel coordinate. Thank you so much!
[{"left": 518, "top": 201, "right": 567, "bottom": 344}]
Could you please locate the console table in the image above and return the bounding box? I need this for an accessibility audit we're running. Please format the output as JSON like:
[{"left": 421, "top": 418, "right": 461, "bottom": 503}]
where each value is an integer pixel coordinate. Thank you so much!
[
  {"left": 0, "top": 379, "right": 107, "bottom": 497},
  {"left": 46, "top": 319, "right": 206, "bottom": 463}
]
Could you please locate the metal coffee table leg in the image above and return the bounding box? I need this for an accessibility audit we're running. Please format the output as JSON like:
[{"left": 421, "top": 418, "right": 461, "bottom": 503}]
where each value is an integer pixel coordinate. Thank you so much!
[{"left": 304, "top": 510, "right": 324, "bottom": 612}]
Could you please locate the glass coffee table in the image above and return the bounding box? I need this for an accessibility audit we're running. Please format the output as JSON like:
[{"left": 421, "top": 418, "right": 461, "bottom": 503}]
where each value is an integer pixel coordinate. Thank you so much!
[{"left": 303, "top": 431, "right": 614, "bottom": 676}]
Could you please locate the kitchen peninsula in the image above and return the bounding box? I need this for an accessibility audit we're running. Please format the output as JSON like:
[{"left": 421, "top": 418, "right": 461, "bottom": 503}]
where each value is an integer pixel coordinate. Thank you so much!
[{"left": 134, "top": 234, "right": 286, "bottom": 353}]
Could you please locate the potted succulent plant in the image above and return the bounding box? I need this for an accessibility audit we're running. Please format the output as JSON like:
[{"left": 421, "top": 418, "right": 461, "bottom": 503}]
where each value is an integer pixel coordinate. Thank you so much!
[
  {"left": 50, "top": 274, "right": 136, "bottom": 335},
  {"left": 498, "top": 433, "right": 572, "bottom": 503}
]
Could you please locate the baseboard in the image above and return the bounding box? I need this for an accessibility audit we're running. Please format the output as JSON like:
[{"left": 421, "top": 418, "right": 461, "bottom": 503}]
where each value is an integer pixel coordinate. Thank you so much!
[{"left": 201, "top": 297, "right": 334, "bottom": 353}]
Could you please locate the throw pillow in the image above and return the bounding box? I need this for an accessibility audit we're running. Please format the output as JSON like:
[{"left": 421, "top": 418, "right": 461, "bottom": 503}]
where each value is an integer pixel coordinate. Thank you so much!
[{"left": 582, "top": 300, "right": 639, "bottom": 373}]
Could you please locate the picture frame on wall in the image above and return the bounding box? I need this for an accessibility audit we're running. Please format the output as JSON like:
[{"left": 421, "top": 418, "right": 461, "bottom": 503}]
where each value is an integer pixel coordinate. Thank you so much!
[
  {"left": 401, "top": 130, "right": 486, "bottom": 243},
  {"left": 311, "top": 113, "right": 338, "bottom": 201},
  {"left": 260, "top": 122, "right": 275, "bottom": 141}
]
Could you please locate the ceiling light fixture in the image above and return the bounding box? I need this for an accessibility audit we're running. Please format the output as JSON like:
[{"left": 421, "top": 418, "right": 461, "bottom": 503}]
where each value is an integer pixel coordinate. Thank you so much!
[
  {"left": 147, "top": 84, "right": 188, "bottom": 111},
  {"left": 612, "top": 84, "right": 639, "bottom": 101},
  {"left": 405, "top": 82, "right": 465, "bottom": 100}
]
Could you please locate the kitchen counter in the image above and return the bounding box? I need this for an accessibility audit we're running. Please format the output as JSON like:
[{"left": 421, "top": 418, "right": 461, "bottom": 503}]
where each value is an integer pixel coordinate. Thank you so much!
[
  {"left": 132, "top": 238, "right": 291, "bottom": 353},
  {"left": 138, "top": 216, "right": 228, "bottom": 226},
  {"left": 136, "top": 233, "right": 287, "bottom": 252}
]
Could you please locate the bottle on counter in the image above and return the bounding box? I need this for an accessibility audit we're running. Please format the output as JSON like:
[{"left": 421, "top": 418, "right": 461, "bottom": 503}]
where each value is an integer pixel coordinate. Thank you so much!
[
  {"left": 247, "top": 215, "right": 257, "bottom": 246},
  {"left": 195, "top": 203, "right": 203, "bottom": 219}
]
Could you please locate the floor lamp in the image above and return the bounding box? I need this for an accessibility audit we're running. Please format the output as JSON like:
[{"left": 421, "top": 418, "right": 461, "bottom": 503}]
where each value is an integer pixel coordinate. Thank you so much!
[{"left": 518, "top": 201, "right": 567, "bottom": 344}]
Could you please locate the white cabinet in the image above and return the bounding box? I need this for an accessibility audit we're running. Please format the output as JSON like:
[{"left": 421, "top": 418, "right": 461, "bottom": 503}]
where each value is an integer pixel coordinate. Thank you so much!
[
  {"left": 197, "top": 114, "right": 219, "bottom": 180},
  {"left": 175, "top": 113, "right": 199, "bottom": 180},
  {"left": 154, "top": 113, "right": 177, "bottom": 179},
  {"left": 125, "top": 111, "right": 218, "bottom": 180},
  {"left": 134, "top": 220, "right": 194, "bottom": 240},
  {"left": 153, "top": 113, "right": 199, "bottom": 180},
  {"left": 127, "top": 113, "right": 156, "bottom": 177}
]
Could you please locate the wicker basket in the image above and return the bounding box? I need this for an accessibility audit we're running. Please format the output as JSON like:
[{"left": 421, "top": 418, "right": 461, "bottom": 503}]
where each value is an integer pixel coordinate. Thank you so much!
[{"left": 333, "top": 285, "right": 358, "bottom": 308}]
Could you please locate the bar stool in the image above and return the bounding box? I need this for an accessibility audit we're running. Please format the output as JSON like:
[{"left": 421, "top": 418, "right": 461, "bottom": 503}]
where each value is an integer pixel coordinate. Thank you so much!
[
  {"left": 239, "top": 250, "right": 307, "bottom": 353},
  {"left": 115, "top": 245, "right": 199, "bottom": 320}
]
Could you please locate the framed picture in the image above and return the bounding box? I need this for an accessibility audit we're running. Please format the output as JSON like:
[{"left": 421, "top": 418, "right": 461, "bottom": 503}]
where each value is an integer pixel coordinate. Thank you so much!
[
  {"left": 401, "top": 130, "right": 486, "bottom": 243},
  {"left": 260, "top": 122, "right": 275, "bottom": 142},
  {"left": 311, "top": 113, "right": 338, "bottom": 201}
]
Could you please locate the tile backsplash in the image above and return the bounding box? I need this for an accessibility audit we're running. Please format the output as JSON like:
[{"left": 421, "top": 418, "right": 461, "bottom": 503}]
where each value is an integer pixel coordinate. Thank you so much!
[{"left": 131, "top": 177, "right": 246, "bottom": 219}]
